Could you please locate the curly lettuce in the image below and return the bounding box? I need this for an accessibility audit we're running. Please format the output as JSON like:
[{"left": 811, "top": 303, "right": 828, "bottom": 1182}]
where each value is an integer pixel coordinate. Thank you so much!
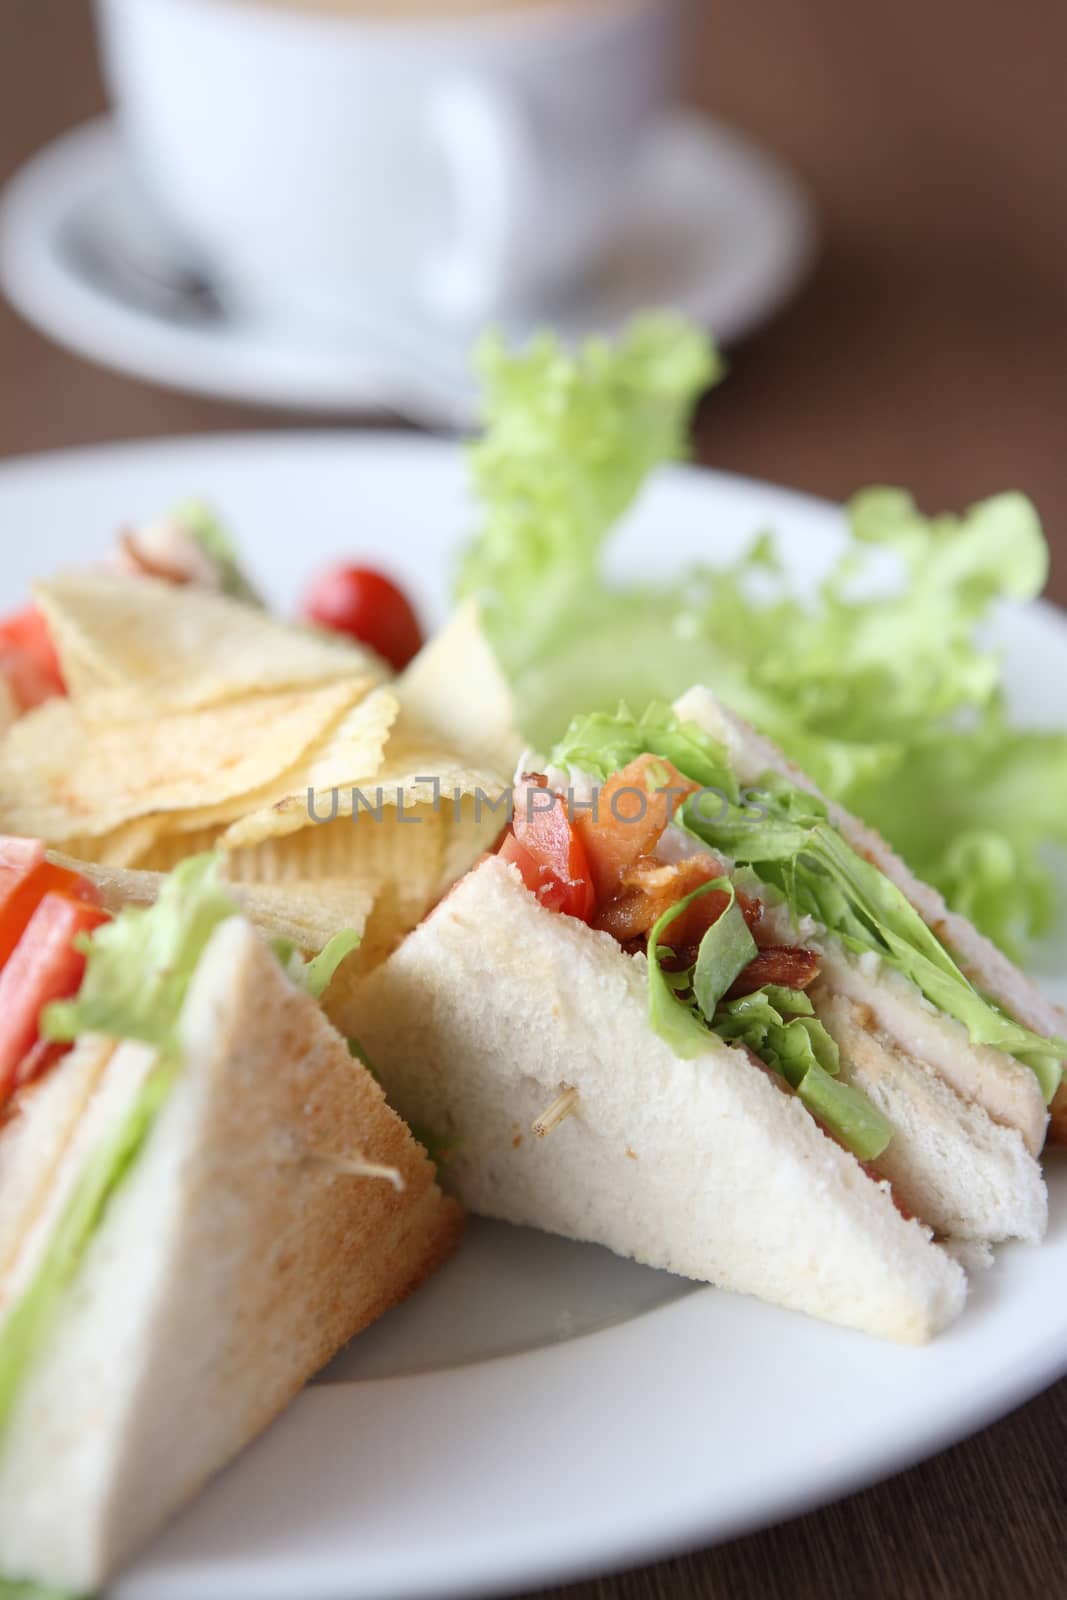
[
  {"left": 456, "top": 318, "right": 1067, "bottom": 956},
  {"left": 457, "top": 314, "right": 722, "bottom": 678}
]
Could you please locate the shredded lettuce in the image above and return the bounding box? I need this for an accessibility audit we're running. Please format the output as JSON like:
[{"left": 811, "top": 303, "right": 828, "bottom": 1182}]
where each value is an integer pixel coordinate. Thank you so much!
[
  {"left": 43, "top": 854, "right": 239, "bottom": 1057},
  {"left": 646, "top": 882, "right": 892, "bottom": 1159},
  {"left": 276, "top": 929, "right": 362, "bottom": 1000},
  {"left": 456, "top": 318, "right": 1067, "bottom": 956},
  {"left": 684, "top": 773, "right": 1066, "bottom": 1103}
]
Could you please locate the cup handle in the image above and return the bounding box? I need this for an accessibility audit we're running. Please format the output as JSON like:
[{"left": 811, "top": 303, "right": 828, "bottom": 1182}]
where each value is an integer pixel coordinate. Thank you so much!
[{"left": 421, "top": 77, "right": 536, "bottom": 324}]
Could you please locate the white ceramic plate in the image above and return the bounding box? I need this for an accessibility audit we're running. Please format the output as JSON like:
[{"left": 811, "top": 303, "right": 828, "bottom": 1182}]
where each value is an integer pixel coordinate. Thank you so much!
[
  {"left": 0, "top": 114, "right": 815, "bottom": 428},
  {"left": 0, "top": 432, "right": 1063, "bottom": 1600}
]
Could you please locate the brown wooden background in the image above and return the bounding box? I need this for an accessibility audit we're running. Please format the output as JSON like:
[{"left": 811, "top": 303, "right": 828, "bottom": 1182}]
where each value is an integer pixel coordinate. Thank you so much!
[{"left": 2, "top": 3, "right": 1066, "bottom": 1596}]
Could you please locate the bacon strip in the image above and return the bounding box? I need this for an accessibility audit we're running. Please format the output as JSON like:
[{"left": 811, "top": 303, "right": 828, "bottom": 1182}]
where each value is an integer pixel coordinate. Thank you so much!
[{"left": 725, "top": 946, "right": 821, "bottom": 1000}]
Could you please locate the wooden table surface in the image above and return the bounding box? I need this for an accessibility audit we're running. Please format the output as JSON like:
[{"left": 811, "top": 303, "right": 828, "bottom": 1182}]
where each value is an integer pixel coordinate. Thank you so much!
[{"left": 2, "top": 3, "right": 1065, "bottom": 1596}]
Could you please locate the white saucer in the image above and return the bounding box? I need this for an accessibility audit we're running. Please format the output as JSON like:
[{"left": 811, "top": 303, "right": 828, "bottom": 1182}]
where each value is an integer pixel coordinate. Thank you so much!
[{"left": 0, "top": 114, "right": 815, "bottom": 428}]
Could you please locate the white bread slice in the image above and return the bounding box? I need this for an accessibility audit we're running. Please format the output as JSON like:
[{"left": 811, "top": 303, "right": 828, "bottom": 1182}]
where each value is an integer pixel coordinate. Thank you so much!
[
  {"left": 815, "top": 993, "right": 1047, "bottom": 1243},
  {"left": 811, "top": 944, "right": 1046, "bottom": 1156},
  {"left": 349, "top": 857, "right": 966, "bottom": 1344},
  {"left": 0, "top": 917, "right": 461, "bottom": 1593},
  {"left": 675, "top": 687, "right": 1055, "bottom": 1150}
]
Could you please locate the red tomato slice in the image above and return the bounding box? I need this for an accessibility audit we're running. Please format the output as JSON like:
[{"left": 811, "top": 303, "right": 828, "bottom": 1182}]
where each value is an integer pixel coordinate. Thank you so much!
[
  {"left": 0, "top": 605, "right": 65, "bottom": 711},
  {"left": 0, "top": 836, "right": 46, "bottom": 968},
  {"left": 0, "top": 893, "right": 110, "bottom": 1106},
  {"left": 573, "top": 754, "right": 699, "bottom": 903},
  {"left": 500, "top": 787, "right": 596, "bottom": 923},
  {"left": 302, "top": 565, "right": 424, "bottom": 671},
  {"left": 498, "top": 832, "right": 542, "bottom": 893},
  {"left": 0, "top": 842, "right": 101, "bottom": 972}
]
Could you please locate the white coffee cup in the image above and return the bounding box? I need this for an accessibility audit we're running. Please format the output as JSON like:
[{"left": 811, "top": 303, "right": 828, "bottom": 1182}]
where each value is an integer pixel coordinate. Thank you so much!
[{"left": 93, "top": 0, "right": 680, "bottom": 327}]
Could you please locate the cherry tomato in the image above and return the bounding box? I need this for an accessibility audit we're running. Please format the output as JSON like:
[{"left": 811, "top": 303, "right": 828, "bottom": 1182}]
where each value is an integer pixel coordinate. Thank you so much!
[
  {"left": 302, "top": 565, "right": 423, "bottom": 671},
  {"left": 0, "top": 891, "right": 110, "bottom": 1106},
  {"left": 499, "top": 786, "right": 596, "bottom": 923},
  {"left": 0, "top": 605, "right": 65, "bottom": 711}
]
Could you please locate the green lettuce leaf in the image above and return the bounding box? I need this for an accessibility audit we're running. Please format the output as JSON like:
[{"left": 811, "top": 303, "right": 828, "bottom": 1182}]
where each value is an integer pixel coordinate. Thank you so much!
[
  {"left": 647, "top": 884, "right": 720, "bottom": 1059},
  {"left": 685, "top": 775, "right": 1066, "bottom": 1103},
  {"left": 455, "top": 317, "right": 1067, "bottom": 955},
  {"left": 552, "top": 700, "right": 736, "bottom": 794},
  {"left": 711, "top": 987, "right": 891, "bottom": 1160},
  {"left": 456, "top": 315, "right": 720, "bottom": 680},
  {"left": 277, "top": 929, "right": 362, "bottom": 1000},
  {"left": 43, "top": 854, "right": 239, "bottom": 1057},
  {"left": 691, "top": 884, "right": 757, "bottom": 1017},
  {"left": 646, "top": 881, "right": 892, "bottom": 1159}
]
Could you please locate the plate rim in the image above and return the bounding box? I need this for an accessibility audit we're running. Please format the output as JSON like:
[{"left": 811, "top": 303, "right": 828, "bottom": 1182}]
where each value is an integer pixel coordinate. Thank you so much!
[{"left": 1, "top": 430, "right": 1064, "bottom": 1600}]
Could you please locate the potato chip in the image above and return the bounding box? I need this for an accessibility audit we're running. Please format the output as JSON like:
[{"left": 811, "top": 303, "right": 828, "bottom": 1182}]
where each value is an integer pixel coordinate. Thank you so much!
[
  {"left": 213, "top": 686, "right": 403, "bottom": 848},
  {"left": 0, "top": 679, "right": 366, "bottom": 843},
  {"left": 138, "top": 798, "right": 442, "bottom": 909},
  {"left": 60, "top": 816, "right": 167, "bottom": 869},
  {"left": 35, "top": 570, "right": 383, "bottom": 714},
  {"left": 216, "top": 719, "right": 509, "bottom": 976},
  {"left": 47, "top": 853, "right": 162, "bottom": 910},
  {"left": 219, "top": 728, "right": 511, "bottom": 851},
  {"left": 132, "top": 827, "right": 223, "bottom": 873},
  {"left": 50, "top": 851, "right": 372, "bottom": 954},
  {"left": 396, "top": 600, "right": 521, "bottom": 774},
  {"left": 227, "top": 878, "right": 373, "bottom": 953},
  {"left": 143, "top": 684, "right": 398, "bottom": 841},
  {"left": 235, "top": 802, "right": 445, "bottom": 886},
  {"left": 21, "top": 597, "right": 517, "bottom": 969}
]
